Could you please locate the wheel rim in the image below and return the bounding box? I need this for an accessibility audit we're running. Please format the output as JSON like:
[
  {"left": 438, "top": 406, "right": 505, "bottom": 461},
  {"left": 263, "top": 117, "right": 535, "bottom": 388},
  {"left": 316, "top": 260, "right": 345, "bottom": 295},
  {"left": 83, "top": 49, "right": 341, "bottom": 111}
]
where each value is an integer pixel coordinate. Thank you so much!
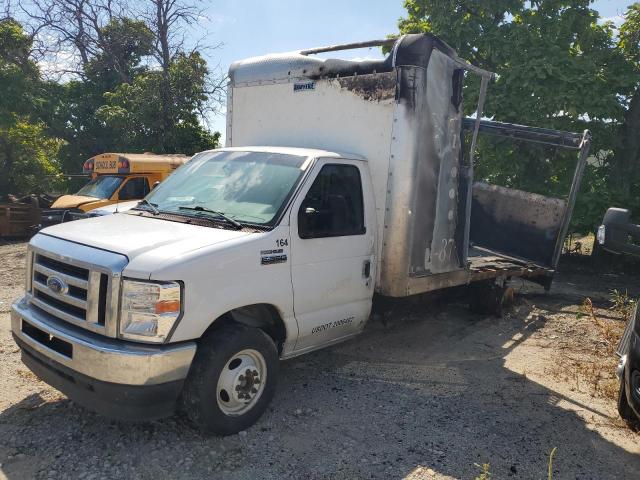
[{"left": 216, "top": 349, "right": 267, "bottom": 416}]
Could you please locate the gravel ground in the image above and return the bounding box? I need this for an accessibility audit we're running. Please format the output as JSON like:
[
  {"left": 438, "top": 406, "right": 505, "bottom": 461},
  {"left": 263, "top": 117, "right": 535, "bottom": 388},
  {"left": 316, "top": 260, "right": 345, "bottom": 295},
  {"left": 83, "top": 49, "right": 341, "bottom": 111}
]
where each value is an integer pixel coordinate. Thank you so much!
[{"left": 1, "top": 240, "right": 639, "bottom": 479}]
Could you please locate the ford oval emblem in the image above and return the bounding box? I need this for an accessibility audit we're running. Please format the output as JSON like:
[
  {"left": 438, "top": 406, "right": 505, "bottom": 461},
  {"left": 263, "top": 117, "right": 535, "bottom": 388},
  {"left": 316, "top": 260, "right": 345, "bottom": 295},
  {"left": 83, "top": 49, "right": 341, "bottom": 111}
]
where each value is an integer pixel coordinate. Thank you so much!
[{"left": 46, "top": 276, "right": 68, "bottom": 295}]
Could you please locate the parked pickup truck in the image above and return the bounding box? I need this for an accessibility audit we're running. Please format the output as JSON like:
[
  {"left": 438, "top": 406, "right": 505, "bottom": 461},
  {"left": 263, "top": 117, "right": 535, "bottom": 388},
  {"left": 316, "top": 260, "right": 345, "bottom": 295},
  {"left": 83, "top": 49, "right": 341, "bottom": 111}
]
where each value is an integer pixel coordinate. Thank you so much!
[
  {"left": 11, "top": 34, "right": 591, "bottom": 435},
  {"left": 596, "top": 208, "right": 640, "bottom": 259}
]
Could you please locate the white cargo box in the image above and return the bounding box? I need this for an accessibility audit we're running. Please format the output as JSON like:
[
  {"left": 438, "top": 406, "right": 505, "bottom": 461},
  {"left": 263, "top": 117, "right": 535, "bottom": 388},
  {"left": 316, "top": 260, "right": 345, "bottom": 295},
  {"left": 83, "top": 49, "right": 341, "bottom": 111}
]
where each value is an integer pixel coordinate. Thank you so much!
[{"left": 227, "top": 35, "right": 590, "bottom": 297}]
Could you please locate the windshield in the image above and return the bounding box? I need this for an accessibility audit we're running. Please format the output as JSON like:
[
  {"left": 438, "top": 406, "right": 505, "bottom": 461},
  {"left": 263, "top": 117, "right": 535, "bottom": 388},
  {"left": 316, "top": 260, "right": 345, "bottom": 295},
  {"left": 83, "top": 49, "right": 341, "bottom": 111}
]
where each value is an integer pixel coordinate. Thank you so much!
[
  {"left": 76, "top": 176, "right": 124, "bottom": 199},
  {"left": 143, "top": 150, "right": 308, "bottom": 226}
]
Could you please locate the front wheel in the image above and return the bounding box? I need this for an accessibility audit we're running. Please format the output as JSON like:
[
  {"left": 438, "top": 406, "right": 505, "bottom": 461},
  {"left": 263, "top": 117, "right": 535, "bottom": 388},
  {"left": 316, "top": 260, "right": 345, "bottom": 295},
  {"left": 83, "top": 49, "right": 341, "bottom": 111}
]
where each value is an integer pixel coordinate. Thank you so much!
[
  {"left": 617, "top": 372, "right": 640, "bottom": 430},
  {"left": 182, "top": 323, "right": 279, "bottom": 435}
]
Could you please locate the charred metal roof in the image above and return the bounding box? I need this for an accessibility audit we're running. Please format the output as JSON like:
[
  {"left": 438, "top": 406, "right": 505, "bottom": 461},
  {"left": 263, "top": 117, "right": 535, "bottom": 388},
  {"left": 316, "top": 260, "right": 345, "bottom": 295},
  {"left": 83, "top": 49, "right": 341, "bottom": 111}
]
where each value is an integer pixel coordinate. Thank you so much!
[
  {"left": 229, "top": 34, "right": 492, "bottom": 86},
  {"left": 202, "top": 146, "right": 366, "bottom": 162}
]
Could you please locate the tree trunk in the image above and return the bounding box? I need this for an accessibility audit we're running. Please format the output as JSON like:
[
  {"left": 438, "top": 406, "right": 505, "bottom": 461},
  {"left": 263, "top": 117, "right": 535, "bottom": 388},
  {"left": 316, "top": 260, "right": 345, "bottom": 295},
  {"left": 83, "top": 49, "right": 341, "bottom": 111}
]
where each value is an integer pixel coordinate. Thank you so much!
[
  {"left": 156, "top": 0, "right": 174, "bottom": 153},
  {"left": 71, "top": 0, "right": 90, "bottom": 66},
  {"left": 612, "top": 86, "right": 640, "bottom": 201},
  {"left": 0, "top": 136, "right": 14, "bottom": 199}
]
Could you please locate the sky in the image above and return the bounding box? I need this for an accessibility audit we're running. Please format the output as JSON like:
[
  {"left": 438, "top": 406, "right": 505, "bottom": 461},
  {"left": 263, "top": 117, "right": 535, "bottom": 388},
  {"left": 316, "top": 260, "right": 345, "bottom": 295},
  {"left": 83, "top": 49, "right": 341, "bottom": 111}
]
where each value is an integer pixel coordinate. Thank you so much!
[{"left": 191, "top": 0, "right": 634, "bottom": 138}]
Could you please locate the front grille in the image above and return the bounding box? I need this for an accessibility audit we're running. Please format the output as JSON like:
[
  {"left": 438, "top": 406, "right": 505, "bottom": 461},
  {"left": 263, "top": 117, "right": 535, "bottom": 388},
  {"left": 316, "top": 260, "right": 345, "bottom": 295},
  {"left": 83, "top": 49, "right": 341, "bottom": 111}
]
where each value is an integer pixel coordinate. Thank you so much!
[
  {"left": 34, "top": 289, "right": 87, "bottom": 320},
  {"left": 30, "top": 252, "right": 115, "bottom": 334},
  {"left": 36, "top": 254, "right": 89, "bottom": 279}
]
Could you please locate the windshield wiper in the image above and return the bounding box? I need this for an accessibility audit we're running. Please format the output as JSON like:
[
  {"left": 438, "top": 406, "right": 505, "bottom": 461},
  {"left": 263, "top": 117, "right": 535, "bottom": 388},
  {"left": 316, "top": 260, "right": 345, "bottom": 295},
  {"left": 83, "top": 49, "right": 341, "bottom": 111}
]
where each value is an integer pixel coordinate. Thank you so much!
[
  {"left": 178, "top": 206, "right": 242, "bottom": 229},
  {"left": 136, "top": 199, "right": 159, "bottom": 215}
]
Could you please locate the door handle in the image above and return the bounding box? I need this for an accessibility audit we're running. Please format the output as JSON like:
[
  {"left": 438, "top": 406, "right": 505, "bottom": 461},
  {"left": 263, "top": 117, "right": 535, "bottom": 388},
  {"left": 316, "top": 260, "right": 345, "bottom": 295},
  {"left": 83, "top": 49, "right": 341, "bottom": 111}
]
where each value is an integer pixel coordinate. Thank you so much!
[{"left": 362, "top": 260, "right": 371, "bottom": 278}]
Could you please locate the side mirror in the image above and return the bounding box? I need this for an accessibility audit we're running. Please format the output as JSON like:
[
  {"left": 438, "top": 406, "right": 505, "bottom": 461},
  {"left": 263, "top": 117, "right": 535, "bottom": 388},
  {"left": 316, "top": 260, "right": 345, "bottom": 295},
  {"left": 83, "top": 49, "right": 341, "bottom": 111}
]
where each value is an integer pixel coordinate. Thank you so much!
[{"left": 298, "top": 206, "right": 318, "bottom": 239}]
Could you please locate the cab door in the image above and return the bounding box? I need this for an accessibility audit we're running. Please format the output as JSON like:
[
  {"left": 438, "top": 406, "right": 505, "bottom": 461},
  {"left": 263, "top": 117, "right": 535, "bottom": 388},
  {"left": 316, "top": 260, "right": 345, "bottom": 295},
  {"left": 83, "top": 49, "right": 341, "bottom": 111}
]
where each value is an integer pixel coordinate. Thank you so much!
[{"left": 289, "top": 158, "right": 376, "bottom": 353}]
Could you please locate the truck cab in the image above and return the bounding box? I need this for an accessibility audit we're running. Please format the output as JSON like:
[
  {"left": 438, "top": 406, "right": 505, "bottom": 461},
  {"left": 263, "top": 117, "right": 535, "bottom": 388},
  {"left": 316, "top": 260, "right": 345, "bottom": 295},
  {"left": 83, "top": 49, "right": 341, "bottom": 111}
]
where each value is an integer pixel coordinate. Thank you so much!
[
  {"left": 12, "top": 146, "right": 377, "bottom": 431},
  {"left": 41, "top": 153, "right": 188, "bottom": 226}
]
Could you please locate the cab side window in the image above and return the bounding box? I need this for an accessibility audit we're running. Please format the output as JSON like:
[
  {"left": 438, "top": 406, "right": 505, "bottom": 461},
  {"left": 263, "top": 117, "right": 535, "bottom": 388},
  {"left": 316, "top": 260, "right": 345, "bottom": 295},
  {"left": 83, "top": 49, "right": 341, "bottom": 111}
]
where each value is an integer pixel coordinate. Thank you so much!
[
  {"left": 298, "top": 164, "right": 365, "bottom": 239},
  {"left": 119, "top": 177, "right": 150, "bottom": 200}
]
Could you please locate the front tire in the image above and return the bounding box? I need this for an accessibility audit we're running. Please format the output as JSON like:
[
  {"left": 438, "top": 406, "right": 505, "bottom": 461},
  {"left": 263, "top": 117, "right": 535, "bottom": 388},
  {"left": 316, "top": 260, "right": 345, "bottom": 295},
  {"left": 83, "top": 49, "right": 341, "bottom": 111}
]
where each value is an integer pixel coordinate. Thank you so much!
[
  {"left": 182, "top": 323, "right": 279, "bottom": 435},
  {"left": 618, "top": 373, "right": 640, "bottom": 430}
]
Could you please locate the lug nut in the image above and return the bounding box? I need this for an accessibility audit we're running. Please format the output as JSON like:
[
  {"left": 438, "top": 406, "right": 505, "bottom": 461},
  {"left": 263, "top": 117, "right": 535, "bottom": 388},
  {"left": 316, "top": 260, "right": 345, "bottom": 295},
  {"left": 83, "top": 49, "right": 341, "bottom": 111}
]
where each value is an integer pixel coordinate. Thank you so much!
[{"left": 252, "top": 370, "right": 258, "bottom": 376}]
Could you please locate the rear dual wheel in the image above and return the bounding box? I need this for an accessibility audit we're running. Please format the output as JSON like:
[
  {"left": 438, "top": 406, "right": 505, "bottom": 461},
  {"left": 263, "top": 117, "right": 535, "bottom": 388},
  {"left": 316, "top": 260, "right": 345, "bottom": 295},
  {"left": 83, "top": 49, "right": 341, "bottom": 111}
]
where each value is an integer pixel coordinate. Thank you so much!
[
  {"left": 469, "top": 281, "right": 515, "bottom": 317},
  {"left": 182, "top": 323, "right": 278, "bottom": 435}
]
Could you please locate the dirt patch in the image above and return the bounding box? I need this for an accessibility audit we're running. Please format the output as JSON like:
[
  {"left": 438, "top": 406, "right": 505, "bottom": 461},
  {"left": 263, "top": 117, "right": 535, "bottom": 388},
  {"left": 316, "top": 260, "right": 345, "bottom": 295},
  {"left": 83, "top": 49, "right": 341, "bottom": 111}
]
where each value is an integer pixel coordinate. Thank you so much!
[
  {"left": 550, "top": 298, "right": 626, "bottom": 395},
  {"left": 0, "top": 241, "right": 27, "bottom": 315},
  {"left": 0, "top": 241, "right": 639, "bottom": 479}
]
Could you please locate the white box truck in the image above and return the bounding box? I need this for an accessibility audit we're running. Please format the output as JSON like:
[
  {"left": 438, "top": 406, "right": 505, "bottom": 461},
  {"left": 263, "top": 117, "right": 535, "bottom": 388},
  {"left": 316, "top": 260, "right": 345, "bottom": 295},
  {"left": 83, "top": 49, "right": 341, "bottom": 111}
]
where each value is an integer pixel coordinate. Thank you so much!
[{"left": 11, "top": 34, "right": 590, "bottom": 434}]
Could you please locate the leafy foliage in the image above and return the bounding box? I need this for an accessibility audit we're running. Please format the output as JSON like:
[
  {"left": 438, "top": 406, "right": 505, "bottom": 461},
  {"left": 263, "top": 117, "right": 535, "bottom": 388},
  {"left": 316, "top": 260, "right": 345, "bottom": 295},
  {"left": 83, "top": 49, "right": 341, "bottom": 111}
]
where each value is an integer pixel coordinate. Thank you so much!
[
  {"left": 0, "top": 120, "right": 64, "bottom": 195},
  {"left": 2, "top": 1, "right": 221, "bottom": 197},
  {"left": 0, "top": 19, "right": 63, "bottom": 198},
  {"left": 84, "top": 18, "right": 155, "bottom": 89},
  {"left": 399, "top": 0, "right": 640, "bottom": 233},
  {"left": 620, "top": 3, "right": 640, "bottom": 63},
  {"left": 97, "top": 51, "right": 219, "bottom": 154}
]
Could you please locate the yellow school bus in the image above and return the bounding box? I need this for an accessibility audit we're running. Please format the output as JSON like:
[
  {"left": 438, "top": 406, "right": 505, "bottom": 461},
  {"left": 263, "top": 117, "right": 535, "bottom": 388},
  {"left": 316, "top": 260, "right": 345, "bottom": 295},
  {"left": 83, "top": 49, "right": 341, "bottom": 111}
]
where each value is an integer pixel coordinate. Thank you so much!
[{"left": 42, "top": 153, "right": 189, "bottom": 226}]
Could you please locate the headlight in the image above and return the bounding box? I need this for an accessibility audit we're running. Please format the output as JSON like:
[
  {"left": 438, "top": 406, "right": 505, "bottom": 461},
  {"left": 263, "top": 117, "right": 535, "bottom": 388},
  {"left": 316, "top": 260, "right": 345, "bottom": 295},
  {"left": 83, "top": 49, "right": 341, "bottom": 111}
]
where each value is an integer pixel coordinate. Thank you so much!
[
  {"left": 119, "top": 279, "right": 182, "bottom": 343},
  {"left": 596, "top": 225, "right": 606, "bottom": 245}
]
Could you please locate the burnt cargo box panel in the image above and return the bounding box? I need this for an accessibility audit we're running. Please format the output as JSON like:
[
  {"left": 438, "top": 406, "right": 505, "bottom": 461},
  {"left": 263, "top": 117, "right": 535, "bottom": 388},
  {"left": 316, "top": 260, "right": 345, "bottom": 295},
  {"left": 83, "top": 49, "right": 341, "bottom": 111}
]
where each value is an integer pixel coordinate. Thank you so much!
[{"left": 470, "top": 182, "right": 566, "bottom": 267}]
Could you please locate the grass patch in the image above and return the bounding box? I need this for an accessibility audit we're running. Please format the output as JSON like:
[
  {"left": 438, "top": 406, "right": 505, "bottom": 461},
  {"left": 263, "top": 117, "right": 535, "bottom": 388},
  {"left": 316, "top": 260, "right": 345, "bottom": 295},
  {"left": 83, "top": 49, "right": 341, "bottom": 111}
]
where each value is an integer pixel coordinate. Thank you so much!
[{"left": 550, "top": 291, "right": 636, "bottom": 403}]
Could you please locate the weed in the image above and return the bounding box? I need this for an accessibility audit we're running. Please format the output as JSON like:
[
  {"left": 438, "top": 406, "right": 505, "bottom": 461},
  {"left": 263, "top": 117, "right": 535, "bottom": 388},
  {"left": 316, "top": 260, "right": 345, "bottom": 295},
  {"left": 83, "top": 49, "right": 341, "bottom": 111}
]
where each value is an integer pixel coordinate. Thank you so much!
[
  {"left": 578, "top": 298, "right": 622, "bottom": 355},
  {"left": 548, "top": 447, "right": 557, "bottom": 480},
  {"left": 474, "top": 463, "right": 491, "bottom": 480},
  {"left": 471, "top": 451, "right": 557, "bottom": 479},
  {"left": 554, "top": 296, "right": 628, "bottom": 401},
  {"left": 610, "top": 289, "right": 636, "bottom": 319}
]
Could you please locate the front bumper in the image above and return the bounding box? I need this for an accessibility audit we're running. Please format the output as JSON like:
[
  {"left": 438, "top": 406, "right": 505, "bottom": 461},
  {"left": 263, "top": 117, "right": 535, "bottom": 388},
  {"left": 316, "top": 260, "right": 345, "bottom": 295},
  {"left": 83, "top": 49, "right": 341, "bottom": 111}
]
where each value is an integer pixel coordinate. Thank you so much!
[
  {"left": 11, "top": 297, "right": 197, "bottom": 419},
  {"left": 39, "top": 209, "right": 88, "bottom": 230}
]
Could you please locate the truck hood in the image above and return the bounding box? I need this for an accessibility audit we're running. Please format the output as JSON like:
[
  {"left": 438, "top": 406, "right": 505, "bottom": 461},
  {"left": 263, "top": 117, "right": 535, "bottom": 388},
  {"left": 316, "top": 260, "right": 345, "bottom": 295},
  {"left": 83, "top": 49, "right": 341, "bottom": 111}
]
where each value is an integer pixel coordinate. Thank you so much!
[
  {"left": 51, "top": 195, "right": 102, "bottom": 209},
  {"left": 40, "top": 213, "right": 252, "bottom": 260}
]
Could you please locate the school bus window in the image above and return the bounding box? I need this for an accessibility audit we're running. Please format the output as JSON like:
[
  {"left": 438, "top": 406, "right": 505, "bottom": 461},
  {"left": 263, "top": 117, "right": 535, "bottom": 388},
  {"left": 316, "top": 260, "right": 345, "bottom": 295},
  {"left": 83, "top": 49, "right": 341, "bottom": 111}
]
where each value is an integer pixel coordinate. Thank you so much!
[
  {"left": 119, "top": 177, "right": 150, "bottom": 200},
  {"left": 76, "top": 176, "right": 124, "bottom": 199}
]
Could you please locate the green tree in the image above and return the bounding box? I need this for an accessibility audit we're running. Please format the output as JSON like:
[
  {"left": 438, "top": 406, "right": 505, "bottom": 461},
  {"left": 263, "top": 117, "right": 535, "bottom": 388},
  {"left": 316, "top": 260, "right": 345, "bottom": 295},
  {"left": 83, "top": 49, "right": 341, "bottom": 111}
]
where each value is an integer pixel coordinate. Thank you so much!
[
  {"left": 398, "top": 0, "right": 638, "bottom": 232},
  {"left": 614, "top": 3, "right": 640, "bottom": 203},
  {"left": 97, "top": 51, "right": 220, "bottom": 155},
  {"left": 1, "top": 120, "right": 63, "bottom": 196},
  {"left": 14, "top": 0, "right": 222, "bottom": 184},
  {"left": 41, "top": 18, "right": 156, "bottom": 175},
  {"left": 85, "top": 18, "right": 155, "bottom": 89},
  {"left": 0, "top": 19, "right": 63, "bottom": 197},
  {"left": 34, "top": 7, "right": 220, "bottom": 174}
]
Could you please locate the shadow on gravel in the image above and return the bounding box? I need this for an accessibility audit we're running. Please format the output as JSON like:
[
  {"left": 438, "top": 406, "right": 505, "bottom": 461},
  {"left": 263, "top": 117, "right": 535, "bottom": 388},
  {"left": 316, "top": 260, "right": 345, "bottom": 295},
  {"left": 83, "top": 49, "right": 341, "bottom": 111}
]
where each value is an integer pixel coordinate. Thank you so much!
[{"left": 1, "top": 286, "right": 639, "bottom": 479}]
